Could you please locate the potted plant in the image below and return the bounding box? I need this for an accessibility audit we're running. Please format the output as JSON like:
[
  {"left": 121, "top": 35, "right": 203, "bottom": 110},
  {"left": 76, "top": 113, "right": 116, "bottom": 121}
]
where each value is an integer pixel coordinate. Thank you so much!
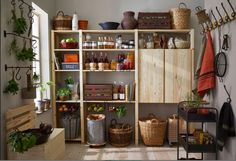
[
  {"left": 38, "top": 81, "right": 54, "bottom": 112},
  {"left": 64, "top": 76, "right": 74, "bottom": 90},
  {"left": 116, "top": 105, "right": 126, "bottom": 119},
  {"left": 57, "top": 87, "right": 71, "bottom": 101}
]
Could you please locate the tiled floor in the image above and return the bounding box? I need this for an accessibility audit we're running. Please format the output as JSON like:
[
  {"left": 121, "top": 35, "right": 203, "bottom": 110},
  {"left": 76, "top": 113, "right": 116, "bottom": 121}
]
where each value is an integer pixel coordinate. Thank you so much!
[{"left": 65, "top": 143, "right": 199, "bottom": 160}]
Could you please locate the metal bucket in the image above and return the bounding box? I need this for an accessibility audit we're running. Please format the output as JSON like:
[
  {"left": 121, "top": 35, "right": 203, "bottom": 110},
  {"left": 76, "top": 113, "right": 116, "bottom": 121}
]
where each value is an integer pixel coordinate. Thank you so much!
[
  {"left": 60, "top": 113, "right": 80, "bottom": 140},
  {"left": 87, "top": 114, "right": 106, "bottom": 145}
]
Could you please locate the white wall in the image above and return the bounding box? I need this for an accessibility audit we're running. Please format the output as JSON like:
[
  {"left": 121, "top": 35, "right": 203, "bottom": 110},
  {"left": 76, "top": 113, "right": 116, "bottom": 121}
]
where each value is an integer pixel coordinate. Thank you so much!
[
  {"left": 0, "top": 0, "right": 56, "bottom": 159},
  {"left": 204, "top": 0, "right": 236, "bottom": 160}
]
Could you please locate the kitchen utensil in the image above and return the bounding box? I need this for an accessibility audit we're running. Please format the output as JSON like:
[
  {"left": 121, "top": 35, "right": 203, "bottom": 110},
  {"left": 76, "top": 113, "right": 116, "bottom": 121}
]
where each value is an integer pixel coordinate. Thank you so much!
[{"left": 99, "top": 22, "right": 120, "bottom": 30}]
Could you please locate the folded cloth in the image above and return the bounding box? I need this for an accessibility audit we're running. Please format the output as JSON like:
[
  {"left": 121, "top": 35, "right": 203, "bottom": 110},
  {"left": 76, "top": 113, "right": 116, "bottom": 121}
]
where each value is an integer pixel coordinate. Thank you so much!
[
  {"left": 192, "top": 35, "right": 207, "bottom": 93},
  {"left": 197, "top": 31, "right": 216, "bottom": 97},
  {"left": 217, "top": 102, "right": 236, "bottom": 151}
]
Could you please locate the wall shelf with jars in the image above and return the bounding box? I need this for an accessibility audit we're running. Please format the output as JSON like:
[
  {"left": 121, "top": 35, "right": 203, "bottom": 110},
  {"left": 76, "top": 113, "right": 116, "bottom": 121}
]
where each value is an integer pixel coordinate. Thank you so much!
[{"left": 51, "top": 29, "right": 194, "bottom": 144}]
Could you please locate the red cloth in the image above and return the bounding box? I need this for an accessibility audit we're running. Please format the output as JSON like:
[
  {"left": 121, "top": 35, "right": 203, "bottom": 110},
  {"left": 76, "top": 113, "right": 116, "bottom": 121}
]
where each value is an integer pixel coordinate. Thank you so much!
[{"left": 197, "top": 31, "right": 216, "bottom": 97}]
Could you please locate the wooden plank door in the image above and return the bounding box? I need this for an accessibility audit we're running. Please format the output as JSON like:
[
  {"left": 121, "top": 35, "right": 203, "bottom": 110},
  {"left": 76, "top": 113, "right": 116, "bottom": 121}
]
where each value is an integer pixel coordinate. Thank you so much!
[
  {"left": 138, "top": 49, "right": 164, "bottom": 103},
  {"left": 165, "top": 49, "right": 193, "bottom": 103}
]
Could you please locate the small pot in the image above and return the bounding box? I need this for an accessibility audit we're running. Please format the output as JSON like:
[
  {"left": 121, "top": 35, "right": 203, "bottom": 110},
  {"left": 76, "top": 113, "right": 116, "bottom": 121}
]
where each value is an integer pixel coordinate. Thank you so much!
[
  {"left": 44, "top": 99, "right": 51, "bottom": 111},
  {"left": 36, "top": 100, "right": 45, "bottom": 113},
  {"left": 78, "top": 20, "right": 88, "bottom": 30},
  {"left": 59, "top": 95, "right": 69, "bottom": 101}
]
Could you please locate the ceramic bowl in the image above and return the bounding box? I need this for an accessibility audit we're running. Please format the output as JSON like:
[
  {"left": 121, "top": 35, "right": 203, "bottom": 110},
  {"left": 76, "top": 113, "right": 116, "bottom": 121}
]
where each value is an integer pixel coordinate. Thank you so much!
[{"left": 99, "top": 22, "right": 120, "bottom": 30}]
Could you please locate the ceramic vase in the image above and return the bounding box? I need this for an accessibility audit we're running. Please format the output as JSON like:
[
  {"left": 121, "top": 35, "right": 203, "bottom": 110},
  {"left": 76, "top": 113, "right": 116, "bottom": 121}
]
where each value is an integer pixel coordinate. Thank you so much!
[{"left": 121, "top": 11, "right": 138, "bottom": 29}]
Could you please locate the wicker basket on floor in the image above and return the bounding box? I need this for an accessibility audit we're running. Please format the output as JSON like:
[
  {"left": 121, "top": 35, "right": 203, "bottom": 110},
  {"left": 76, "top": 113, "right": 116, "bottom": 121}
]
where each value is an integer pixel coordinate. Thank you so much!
[
  {"left": 109, "top": 119, "right": 133, "bottom": 147},
  {"left": 139, "top": 113, "right": 167, "bottom": 146}
]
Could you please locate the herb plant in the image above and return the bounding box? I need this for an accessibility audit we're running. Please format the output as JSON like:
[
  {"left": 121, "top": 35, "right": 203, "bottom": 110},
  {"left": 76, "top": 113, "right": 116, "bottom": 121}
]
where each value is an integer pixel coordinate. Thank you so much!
[
  {"left": 4, "top": 79, "right": 19, "bottom": 95},
  {"left": 10, "top": 9, "right": 27, "bottom": 35},
  {"left": 57, "top": 87, "right": 71, "bottom": 97},
  {"left": 65, "top": 76, "right": 74, "bottom": 85},
  {"left": 39, "top": 81, "right": 53, "bottom": 99},
  {"left": 116, "top": 105, "right": 126, "bottom": 119},
  {"left": 9, "top": 37, "right": 20, "bottom": 55}
]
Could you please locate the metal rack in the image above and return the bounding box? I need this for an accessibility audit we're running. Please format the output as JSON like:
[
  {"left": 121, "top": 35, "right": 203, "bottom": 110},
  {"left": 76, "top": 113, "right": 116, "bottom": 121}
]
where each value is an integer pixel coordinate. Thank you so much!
[{"left": 177, "top": 101, "right": 218, "bottom": 160}]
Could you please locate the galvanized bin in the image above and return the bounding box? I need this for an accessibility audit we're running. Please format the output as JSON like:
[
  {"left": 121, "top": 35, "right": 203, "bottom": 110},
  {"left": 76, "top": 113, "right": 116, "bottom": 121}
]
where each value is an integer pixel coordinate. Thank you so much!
[
  {"left": 87, "top": 114, "right": 106, "bottom": 145},
  {"left": 60, "top": 113, "right": 80, "bottom": 140}
]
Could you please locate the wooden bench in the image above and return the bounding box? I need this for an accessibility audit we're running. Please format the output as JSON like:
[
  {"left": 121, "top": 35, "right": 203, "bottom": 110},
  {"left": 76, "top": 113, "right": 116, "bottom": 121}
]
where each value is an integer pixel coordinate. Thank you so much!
[{"left": 6, "top": 104, "right": 65, "bottom": 160}]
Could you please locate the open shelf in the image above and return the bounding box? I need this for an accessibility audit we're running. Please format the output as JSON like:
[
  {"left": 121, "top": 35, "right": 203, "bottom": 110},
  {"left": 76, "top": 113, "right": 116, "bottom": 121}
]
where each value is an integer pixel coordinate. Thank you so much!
[
  {"left": 54, "top": 49, "right": 79, "bottom": 52},
  {"left": 83, "top": 100, "right": 135, "bottom": 103},
  {"left": 83, "top": 70, "right": 135, "bottom": 72},
  {"left": 82, "top": 49, "right": 135, "bottom": 52},
  {"left": 56, "top": 100, "right": 80, "bottom": 103},
  {"left": 82, "top": 29, "right": 135, "bottom": 34},
  {"left": 54, "top": 70, "right": 80, "bottom": 72}
]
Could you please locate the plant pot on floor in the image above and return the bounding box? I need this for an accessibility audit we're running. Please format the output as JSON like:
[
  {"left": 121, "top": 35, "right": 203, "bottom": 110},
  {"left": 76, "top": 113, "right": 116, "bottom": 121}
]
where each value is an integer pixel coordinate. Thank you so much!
[
  {"left": 43, "top": 99, "right": 51, "bottom": 111},
  {"left": 35, "top": 100, "right": 45, "bottom": 113}
]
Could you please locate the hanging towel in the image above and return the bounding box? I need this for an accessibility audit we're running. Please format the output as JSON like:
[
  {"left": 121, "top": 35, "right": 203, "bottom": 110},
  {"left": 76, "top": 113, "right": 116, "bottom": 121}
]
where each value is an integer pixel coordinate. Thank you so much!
[
  {"left": 192, "top": 35, "right": 207, "bottom": 93},
  {"left": 217, "top": 102, "right": 236, "bottom": 151},
  {"left": 197, "top": 32, "right": 216, "bottom": 97}
]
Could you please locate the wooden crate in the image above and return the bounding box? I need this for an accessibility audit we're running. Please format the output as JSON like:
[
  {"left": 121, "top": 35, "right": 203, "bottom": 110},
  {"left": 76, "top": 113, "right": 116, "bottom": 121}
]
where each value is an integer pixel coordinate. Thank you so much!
[
  {"left": 138, "top": 12, "right": 171, "bottom": 29},
  {"left": 84, "top": 84, "right": 112, "bottom": 100},
  {"left": 6, "top": 104, "right": 65, "bottom": 160}
]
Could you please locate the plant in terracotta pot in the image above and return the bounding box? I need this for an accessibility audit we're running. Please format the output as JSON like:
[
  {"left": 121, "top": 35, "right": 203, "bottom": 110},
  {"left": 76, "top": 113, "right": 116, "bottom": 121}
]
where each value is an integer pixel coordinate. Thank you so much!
[
  {"left": 57, "top": 87, "right": 71, "bottom": 101},
  {"left": 65, "top": 76, "right": 74, "bottom": 90}
]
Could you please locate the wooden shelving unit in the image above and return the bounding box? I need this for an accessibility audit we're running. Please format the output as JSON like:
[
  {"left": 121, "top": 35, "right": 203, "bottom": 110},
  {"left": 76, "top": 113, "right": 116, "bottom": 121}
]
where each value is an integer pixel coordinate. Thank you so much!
[{"left": 51, "top": 29, "right": 194, "bottom": 144}]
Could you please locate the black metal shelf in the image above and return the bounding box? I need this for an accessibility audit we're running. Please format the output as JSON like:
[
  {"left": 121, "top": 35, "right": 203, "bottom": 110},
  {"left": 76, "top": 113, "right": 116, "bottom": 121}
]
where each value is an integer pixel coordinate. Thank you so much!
[{"left": 179, "top": 134, "right": 216, "bottom": 153}]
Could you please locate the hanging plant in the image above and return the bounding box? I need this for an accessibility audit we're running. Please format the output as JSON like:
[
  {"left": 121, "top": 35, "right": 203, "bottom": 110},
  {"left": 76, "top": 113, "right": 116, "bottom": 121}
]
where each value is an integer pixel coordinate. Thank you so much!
[
  {"left": 32, "top": 72, "right": 40, "bottom": 82},
  {"left": 116, "top": 105, "right": 126, "bottom": 119},
  {"left": 16, "top": 41, "right": 36, "bottom": 61},
  {"left": 4, "top": 78, "right": 19, "bottom": 95},
  {"left": 9, "top": 37, "right": 20, "bottom": 55},
  {"left": 10, "top": 8, "right": 27, "bottom": 35}
]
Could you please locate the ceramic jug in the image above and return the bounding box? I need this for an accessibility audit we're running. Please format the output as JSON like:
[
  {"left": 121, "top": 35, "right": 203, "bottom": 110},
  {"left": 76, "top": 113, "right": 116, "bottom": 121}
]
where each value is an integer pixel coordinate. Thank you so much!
[{"left": 121, "top": 11, "right": 138, "bottom": 29}]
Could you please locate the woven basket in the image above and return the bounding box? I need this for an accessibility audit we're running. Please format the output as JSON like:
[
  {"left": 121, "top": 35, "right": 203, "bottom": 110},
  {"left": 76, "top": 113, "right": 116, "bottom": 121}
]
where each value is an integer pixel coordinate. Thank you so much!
[
  {"left": 139, "top": 113, "right": 167, "bottom": 146},
  {"left": 109, "top": 119, "right": 133, "bottom": 147},
  {"left": 170, "top": 3, "right": 191, "bottom": 29},
  {"left": 175, "top": 40, "right": 190, "bottom": 49},
  {"left": 53, "top": 11, "right": 72, "bottom": 30}
]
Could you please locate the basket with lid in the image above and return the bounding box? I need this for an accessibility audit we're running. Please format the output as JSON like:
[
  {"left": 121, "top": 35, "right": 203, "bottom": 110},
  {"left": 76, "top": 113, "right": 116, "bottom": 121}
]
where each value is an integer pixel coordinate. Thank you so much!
[
  {"left": 170, "top": 3, "right": 191, "bottom": 29},
  {"left": 53, "top": 11, "right": 72, "bottom": 30},
  {"left": 108, "top": 119, "right": 133, "bottom": 147},
  {"left": 139, "top": 113, "right": 167, "bottom": 146}
]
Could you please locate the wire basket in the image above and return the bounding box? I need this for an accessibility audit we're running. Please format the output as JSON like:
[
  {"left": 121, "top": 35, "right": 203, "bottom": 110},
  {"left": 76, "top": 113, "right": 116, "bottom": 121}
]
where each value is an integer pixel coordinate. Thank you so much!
[{"left": 139, "top": 113, "right": 167, "bottom": 146}]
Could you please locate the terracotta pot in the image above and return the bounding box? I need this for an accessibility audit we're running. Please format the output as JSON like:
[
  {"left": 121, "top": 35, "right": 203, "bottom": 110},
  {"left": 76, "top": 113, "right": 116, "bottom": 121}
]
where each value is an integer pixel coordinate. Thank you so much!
[
  {"left": 59, "top": 96, "right": 69, "bottom": 101},
  {"left": 121, "top": 11, "right": 138, "bottom": 29},
  {"left": 197, "top": 109, "right": 209, "bottom": 115},
  {"left": 78, "top": 20, "right": 88, "bottom": 30}
]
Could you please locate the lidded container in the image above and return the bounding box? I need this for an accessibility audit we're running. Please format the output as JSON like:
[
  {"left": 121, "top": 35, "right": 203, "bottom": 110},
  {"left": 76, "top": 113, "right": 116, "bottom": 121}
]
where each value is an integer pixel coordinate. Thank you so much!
[{"left": 53, "top": 11, "right": 72, "bottom": 30}]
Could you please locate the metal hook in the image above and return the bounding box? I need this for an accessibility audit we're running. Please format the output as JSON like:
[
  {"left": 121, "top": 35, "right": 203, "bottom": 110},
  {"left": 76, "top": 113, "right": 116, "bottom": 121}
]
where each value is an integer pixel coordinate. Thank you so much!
[
  {"left": 211, "top": 10, "right": 219, "bottom": 28},
  {"left": 223, "top": 85, "right": 231, "bottom": 103},
  {"left": 227, "top": 0, "right": 236, "bottom": 18},
  {"left": 216, "top": 6, "right": 224, "bottom": 24},
  {"left": 221, "top": 3, "right": 231, "bottom": 22},
  {"left": 26, "top": 67, "right": 31, "bottom": 75},
  {"left": 15, "top": 67, "right": 21, "bottom": 80}
]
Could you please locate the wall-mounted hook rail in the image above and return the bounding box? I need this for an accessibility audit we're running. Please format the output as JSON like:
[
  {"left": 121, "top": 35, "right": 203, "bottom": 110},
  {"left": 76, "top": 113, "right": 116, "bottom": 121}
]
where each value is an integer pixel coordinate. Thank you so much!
[
  {"left": 18, "top": 0, "right": 34, "bottom": 9},
  {"left": 5, "top": 64, "right": 35, "bottom": 72},
  {"left": 4, "top": 30, "right": 36, "bottom": 42}
]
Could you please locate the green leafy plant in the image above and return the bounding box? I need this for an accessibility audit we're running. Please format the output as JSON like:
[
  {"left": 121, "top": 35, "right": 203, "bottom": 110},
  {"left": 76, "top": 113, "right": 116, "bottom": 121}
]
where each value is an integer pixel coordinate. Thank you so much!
[
  {"left": 32, "top": 72, "right": 40, "bottom": 82},
  {"left": 57, "top": 87, "right": 71, "bottom": 97},
  {"left": 16, "top": 46, "right": 36, "bottom": 61},
  {"left": 64, "top": 76, "right": 74, "bottom": 85},
  {"left": 39, "top": 81, "right": 53, "bottom": 99},
  {"left": 4, "top": 79, "right": 19, "bottom": 95},
  {"left": 116, "top": 105, "right": 126, "bottom": 119},
  {"left": 8, "top": 130, "right": 37, "bottom": 153},
  {"left": 10, "top": 9, "right": 27, "bottom": 35},
  {"left": 185, "top": 93, "right": 202, "bottom": 108},
  {"left": 9, "top": 37, "right": 20, "bottom": 55}
]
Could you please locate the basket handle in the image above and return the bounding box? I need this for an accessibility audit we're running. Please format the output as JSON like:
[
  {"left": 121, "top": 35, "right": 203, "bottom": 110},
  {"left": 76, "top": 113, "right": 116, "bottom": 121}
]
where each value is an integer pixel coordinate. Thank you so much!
[
  {"left": 148, "top": 113, "right": 156, "bottom": 119},
  {"left": 57, "top": 11, "right": 65, "bottom": 16},
  {"left": 110, "top": 119, "right": 117, "bottom": 126},
  {"left": 150, "top": 119, "right": 158, "bottom": 123},
  {"left": 172, "top": 114, "right": 178, "bottom": 119},
  {"left": 195, "top": 6, "right": 202, "bottom": 12},
  {"left": 122, "top": 124, "right": 130, "bottom": 129},
  {"left": 179, "top": 2, "right": 187, "bottom": 9}
]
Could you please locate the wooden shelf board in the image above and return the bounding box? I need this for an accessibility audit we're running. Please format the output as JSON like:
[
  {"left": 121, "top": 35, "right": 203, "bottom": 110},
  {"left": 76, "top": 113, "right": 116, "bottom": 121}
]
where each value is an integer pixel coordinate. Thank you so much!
[
  {"left": 83, "top": 70, "right": 135, "bottom": 72},
  {"left": 138, "top": 29, "right": 192, "bottom": 33},
  {"left": 56, "top": 100, "right": 80, "bottom": 103},
  {"left": 52, "top": 30, "right": 80, "bottom": 34},
  {"left": 82, "top": 49, "right": 135, "bottom": 52},
  {"left": 54, "top": 49, "right": 79, "bottom": 52},
  {"left": 82, "top": 30, "right": 135, "bottom": 34},
  {"left": 83, "top": 100, "right": 135, "bottom": 103},
  {"left": 54, "top": 70, "right": 80, "bottom": 72}
]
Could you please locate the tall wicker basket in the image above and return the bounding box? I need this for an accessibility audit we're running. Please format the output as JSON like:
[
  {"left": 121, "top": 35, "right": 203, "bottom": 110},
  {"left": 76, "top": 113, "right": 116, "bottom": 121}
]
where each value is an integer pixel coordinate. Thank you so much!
[
  {"left": 170, "top": 3, "right": 191, "bottom": 29},
  {"left": 139, "top": 113, "right": 167, "bottom": 146},
  {"left": 53, "top": 11, "right": 72, "bottom": 30},
  {"left": 108, "top": 119, "right": 133, "bottom": 147}
]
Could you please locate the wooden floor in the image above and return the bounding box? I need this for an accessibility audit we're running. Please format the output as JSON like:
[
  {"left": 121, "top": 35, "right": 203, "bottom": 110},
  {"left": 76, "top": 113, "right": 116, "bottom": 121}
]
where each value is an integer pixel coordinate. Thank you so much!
[{"left": 65, "top": 143, "right": 199, "bottom": 160}]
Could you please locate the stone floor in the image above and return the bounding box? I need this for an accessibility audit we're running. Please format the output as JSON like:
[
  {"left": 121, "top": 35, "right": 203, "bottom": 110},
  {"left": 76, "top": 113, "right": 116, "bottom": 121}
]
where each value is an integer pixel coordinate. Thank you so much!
[{"left": 65, "top": 143, "right": 199, "bottom": 160}]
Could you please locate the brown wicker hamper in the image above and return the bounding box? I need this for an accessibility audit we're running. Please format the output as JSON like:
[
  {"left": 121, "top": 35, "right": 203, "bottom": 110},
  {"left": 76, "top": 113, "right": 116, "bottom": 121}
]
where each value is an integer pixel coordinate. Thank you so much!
[
  {"left": 53, "top": 11, "right": 72, "bottom": 30},
  {"left": 109, "top": 119, "right": 133, "bottom": 147},
  {"left": 139, "top": 113, "right": 167, "bottom": 146}
]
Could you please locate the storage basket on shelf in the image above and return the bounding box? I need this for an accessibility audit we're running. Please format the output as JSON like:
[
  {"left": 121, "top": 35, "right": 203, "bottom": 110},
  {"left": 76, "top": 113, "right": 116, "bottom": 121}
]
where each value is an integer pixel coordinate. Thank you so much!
[
  {"left": 53, "top": 11, "right": 72, "bottom": 30},
  {"left": 108, "top": 119, "right": 133, "bottom": 147},
  {"left": 170, "top": 3, "right": 191, "bottom": 29},
  {"left": 139, "top": 113, "right": 167, "bottom": 146}
]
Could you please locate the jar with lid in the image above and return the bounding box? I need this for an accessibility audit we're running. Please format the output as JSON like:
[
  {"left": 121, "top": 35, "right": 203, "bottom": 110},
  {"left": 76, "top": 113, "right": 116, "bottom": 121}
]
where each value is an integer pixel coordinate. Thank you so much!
[
  {"left": 146, "top": 34, "right": 154, "bottom": 49},
  {"left": 118, "top": 82, "right": 125, "bottom": 100},
  {"left": 98, "top": 52, "right": 104, "bottom": 71},
  {"left": 115, "top": 35, "right": 122, "bottom": 49},
  {"left": 108, "top": 37, "right": 115, "bottom": 49},
  {"left": 110, "top": 59, "right": 118, "bottom": 70},
  {"left": 103, "top": 37, "right": 109, "bottom": 49},
  {"left": 91, "top": 41, "right": 97, "bottom": 49},
  {"left": 89, "top": 52, "right": 98, "bottom": 70}
]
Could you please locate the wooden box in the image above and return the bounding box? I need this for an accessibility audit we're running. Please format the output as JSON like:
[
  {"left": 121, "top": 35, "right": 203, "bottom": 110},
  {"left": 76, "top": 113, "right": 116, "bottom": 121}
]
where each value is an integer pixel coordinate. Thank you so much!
[
  {"left": 138, "top": 12, "right": 171, "bottom": 29},
  {"left": 64, "top": 53, "right": 79, "bottom": 62},
  {"left": 8, "top": 128, "right": 65, "bottom": 160},
  {"left": 84, "top": 84, "right": 112, "bottom": 100}
]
